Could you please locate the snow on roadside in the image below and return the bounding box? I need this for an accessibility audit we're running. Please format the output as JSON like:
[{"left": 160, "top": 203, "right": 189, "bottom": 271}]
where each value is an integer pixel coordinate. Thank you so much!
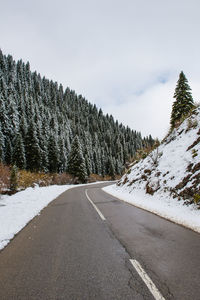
[
  {"left": 0, "top": 181, "right": 110, "bottom": 251},
  {"left": 103, "top": 184, "right": 200, "bottom": 234},
  {"left": 0, "top": 185, "right": 73, "bottom": 250}
]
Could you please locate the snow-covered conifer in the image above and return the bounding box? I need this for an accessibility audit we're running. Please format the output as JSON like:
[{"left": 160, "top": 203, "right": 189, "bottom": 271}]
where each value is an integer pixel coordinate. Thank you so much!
[
  {"left": 171, "top": 71, "right": 194, "bottom": 128},
  {"left": 12, "top": 133, "right": 26, "bottom": 169},
  {"left": 67, "top": 136, "right": 87, "bottom": 183}
]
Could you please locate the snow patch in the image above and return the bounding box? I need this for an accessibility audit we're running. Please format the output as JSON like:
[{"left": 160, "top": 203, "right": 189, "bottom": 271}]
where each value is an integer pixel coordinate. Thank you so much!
[{"left": 0, "top": 185, "right": 72, "bottom": 250}]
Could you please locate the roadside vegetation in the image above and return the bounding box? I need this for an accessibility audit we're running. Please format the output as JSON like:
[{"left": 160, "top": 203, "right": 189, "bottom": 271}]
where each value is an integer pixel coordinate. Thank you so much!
[{"left": 0, "top": 163, "right": 120, "bottom": 195}]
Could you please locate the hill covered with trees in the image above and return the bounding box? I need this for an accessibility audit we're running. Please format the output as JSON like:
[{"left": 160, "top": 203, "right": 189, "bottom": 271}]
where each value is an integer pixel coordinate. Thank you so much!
[{"left": 0, "top": 50, "right": 154, "bottom": 182}]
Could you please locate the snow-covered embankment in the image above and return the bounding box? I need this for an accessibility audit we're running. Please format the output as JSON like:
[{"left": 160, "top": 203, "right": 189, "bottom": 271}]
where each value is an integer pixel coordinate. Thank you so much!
[{"left": 103, "top": 107, "right": 200, "bottom": 233}]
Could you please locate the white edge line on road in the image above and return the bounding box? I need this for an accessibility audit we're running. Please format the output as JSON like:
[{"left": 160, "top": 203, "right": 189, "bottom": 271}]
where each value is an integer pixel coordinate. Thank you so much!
[
  {"left": 130, "top": 259, "right": 165, "bottom": 300},
  {"left": 85, "top": 189, "right": 106, "bottom": 221}
]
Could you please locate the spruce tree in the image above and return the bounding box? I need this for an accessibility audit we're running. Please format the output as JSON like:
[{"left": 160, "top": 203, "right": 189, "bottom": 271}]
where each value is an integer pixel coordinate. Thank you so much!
[
  {"left": 10, "top": 165, "right": 18, "bottom": 192},
  {"left": 108, "top": 156, "right": 115, "bottom": 179},
  {"left": 25, "top": 120, "right": 42, "bottom": 171},
  {"left": 67, "top": 136, "right": 87, "bottom": 183},
  {"left": 5, "top": 139, "right": 12, "bottom": 165},
  {"left": 12, "top": 133, "right": 26, "bottom": 169},
  {"left": 170, "top": 71, "right": 194, "bottom": 128},
  {"left": 48, "top": 135, "right": 60, "bottom": 173},
  {"left": 0, "top": 123, "right": 5, "bottom": 162}
]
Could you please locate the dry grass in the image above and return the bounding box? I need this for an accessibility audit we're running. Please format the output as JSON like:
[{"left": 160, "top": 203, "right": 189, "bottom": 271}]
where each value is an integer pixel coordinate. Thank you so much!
[{"left": 18, "top": 170, "right": 52, "bottom": 189}]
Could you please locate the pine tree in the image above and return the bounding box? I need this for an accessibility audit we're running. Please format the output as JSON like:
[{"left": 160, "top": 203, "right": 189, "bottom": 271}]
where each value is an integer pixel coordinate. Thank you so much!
[
  {"left": 58, "top": 137, "right": 67, "bottom": 173},
  {"left": 0, "top": 123, "right": 5, "bottom": 162},
  {"left": 85, "top": 154, "right": 92, "bottom": 176},
  {"left": 10, "top": 165, "right": 18, "bottom": 192},
  {"left": 170, "top": 71, "right": 194, "bottom": 128},
  {"left": 108, "top": 156, "right": 115, "bottom": 179},
  {"left": 25, "top": 120, "right": 42, "bottom": 171},
  {"left": 48, "top": 135, "right": 60, "bottom": 173},
  {"left": 5, "top": 139, "right": 12, "bottom": 165},
  {"left": 12, "top": 133, "right": 26, "bottom": 169},
  {"left": 67, "top": 136, "right": 87, "bottom": 183}
]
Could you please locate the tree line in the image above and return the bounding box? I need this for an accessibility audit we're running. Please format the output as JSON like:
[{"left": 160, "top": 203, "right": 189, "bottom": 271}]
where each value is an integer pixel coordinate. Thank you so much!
[{"left": 0, "top": 50, "right": 154, "bottom": 182}]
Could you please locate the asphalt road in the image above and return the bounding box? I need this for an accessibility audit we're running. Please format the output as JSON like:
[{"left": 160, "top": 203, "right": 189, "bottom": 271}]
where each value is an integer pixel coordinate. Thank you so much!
[{"left": 0, "top": 182, "right": 200, "bottom": 300}]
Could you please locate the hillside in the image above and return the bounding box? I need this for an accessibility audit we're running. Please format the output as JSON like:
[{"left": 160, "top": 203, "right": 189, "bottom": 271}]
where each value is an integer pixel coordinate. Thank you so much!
[
  {"left": 0, "top": 50, "right": 154, "bottom": 179},
  {"left": 103, "top": 106, "right": 200, "bottom": 232},
  {"left": 118, "top": 106, "right": 200, "bottom": 203}
]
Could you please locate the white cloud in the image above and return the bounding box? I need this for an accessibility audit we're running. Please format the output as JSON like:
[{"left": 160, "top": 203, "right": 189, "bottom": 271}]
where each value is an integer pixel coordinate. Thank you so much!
[{"left": 104, "top": 79, "right": 175, "bottom": 139}]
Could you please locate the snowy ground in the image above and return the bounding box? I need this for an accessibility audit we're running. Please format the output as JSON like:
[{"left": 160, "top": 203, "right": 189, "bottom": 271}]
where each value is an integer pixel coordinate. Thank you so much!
[
  {"left": 0, "top": 185, "right": 73, "bottom": 250},
  {"left": 103, "top": 184, "right": 200, "bottom": 234}
]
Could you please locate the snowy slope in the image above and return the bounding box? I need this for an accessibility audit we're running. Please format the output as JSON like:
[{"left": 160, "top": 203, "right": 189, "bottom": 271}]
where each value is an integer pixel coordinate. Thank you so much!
[
  {"left": 103, "top": 107, "right": 200, "bottom": 232},
  {"left": 118, "top": 106, "right": 200, "bottom": 201}
]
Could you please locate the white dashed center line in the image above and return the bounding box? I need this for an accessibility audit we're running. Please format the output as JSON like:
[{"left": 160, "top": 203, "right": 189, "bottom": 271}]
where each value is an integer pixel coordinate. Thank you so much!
[
  {"left": 85, "top": 189, "right": 106, "bottom": 221},
  {"left": 86, "top": 189, "right": 164, "bottom": 299},
  {"left": 130, "top": 259, "right": 165, "bottom": 300}
]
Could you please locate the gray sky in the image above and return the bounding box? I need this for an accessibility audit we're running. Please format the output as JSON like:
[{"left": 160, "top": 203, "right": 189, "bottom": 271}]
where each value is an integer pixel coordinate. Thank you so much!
[{"left": 1, "top": 0, "right": 200, "bottom": 138}]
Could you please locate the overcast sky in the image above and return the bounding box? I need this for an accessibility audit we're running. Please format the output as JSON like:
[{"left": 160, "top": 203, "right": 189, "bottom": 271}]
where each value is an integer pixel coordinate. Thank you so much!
[{"left": 1, "top": 0, "right": 200, "bottom": 138}]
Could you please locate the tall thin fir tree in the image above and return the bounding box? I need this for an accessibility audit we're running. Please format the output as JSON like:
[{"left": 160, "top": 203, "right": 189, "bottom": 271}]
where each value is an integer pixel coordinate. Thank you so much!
[
  {"left": 25, "top": 119, "right": 42, "bottom": 171},
  {"left": 170, "top": 71, "right": 194, "bottom": 128},
  {"left": 67, "top": 136, "right": 87, "bottom": 183},
  {"left": 48, "top": 134, "right": 60, "bottom": 173},
  {"left": 12, "top": 132, "right": 26, "bottom": 169},
  {"left": 10, "top": 165, "right": 18, "bottom": 192},
  {"left": 0, "top": 123, "right": 5, "bottom": 162}
]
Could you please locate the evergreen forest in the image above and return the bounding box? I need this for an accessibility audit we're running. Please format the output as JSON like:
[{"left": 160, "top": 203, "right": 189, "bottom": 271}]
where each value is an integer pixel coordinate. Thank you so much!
[{"left": 0, "top": 50, "right": 154, "bottom": 181}]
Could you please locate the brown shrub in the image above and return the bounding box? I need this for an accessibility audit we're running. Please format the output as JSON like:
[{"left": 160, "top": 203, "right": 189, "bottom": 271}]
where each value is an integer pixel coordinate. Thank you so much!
[
  {"left": 18, "top": 171, "right": 78, "bottom": 189},
  {"left": 18, "top": 170, "right": 53, "bottom": 189},
  {"left": 146, "top": 183, "right": 155, "bottom": 195},
  {"left": 141, "top": 174, "right": 147, "bottom": 180},
  {"left": 0, "top": 163, "right": 10, "bottom": 193},
  {"left": 127, "top": 178, "right": 139, "bottom": 186},
  {"left": 145, "top": 180, "right": 160, "bottom": 195},
  {"left": 175, "top": 174, "right": 191, "bottom": 190},
  {"left": 51, "top": 173, "right": 74, "bottom": 185},
  {"left": 122, "top": 176, "right": 128, "bottom": 185},
  {"left": 155, "top": 172, "right": 161, "bottom": 177},
  {"left": 144, "top": 169, "right": 152, "bottom": 175}
]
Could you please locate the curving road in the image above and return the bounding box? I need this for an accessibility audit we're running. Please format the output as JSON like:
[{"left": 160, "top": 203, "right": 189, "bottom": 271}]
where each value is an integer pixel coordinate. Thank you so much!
[{"left": 0, "top": 182, "right": 200, "bottom": 299}]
